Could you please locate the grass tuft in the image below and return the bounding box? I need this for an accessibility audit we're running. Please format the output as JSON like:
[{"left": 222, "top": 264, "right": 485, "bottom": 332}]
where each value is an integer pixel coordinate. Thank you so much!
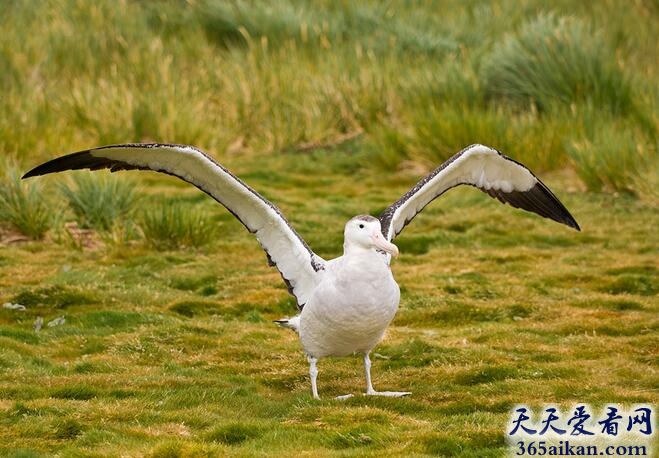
[
  {"left": 169, "top": 274, "right": 218, "bottom": 296},
  {"left": 51, "top": 385, "right": 98, "bottom": 401},
  {"left": 11, "top": 285, "right": 98, "bottom": 309},
  {"left": 54, "top": 419, "right": 84, "bottom": 440},
  {"left": 482, "top": 13, "right": 636, "bottom": 116},
  {"left": 185, "top": 1, "right": 455, "bottom": 57},
  {"left": 168, "top": 300, "right": 223, "bottom": 318},
  {"left": 453, "top": 365, "right": 519, "bottom": 385},
  {"left": 328, "top": 428, "right": 380, "bottom": 449},
  {"left": 600, "top": 274, "right": 658, "bottom": 296},
  {"left": 59, "top": 173, "right": 137, "bottom": 231},
  {"left": 0, "top": 327, "right": 41, "bottom": 344},
  {"left": 141, "top": 201, "right": 218, "bottom": 250},
  {"left": 2, "top": 449, "right": 44, "bottom": 458},
  {"left": 567, "top": 125, "right": 658, "bottom": 195},
  {"left": 74, "top": 310, "right": 161, "bottom": 332},
  {"left": 424, "top": 435, "right": 467, "bottom": 456},
  {"left": 205, "top": 422, "right": 261, "bottom": 445},
  {"left": 0, "top": 166, "right": 54, "bottom": 239}
]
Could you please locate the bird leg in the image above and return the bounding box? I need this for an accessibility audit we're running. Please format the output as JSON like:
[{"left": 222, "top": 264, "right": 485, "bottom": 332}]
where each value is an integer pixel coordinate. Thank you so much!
[
  {"left": 308, "top": 356, "right": 320, "bottom": 400},
  {"left": 363, "top": 352, "right": 411, "bottom": 397},
  {"left": 309, "top": 356, "right": 355, "bottom": 400}
]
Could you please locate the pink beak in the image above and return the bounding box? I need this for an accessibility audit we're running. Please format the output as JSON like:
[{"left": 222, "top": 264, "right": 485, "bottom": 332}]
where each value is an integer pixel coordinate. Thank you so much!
[{"left": 371, "top": 230, "right": 399, "bottom": 257}]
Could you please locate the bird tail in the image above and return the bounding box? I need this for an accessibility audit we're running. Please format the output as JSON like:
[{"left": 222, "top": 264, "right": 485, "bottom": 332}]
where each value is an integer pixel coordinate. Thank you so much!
[{"left": 274, "top": 315, "right": 300, "bottom": 334}]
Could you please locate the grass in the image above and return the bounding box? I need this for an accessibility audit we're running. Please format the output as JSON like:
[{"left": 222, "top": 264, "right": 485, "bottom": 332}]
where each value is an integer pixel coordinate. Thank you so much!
[
  {"left": 0, "top": 1, "right": 658, "bottom": 456},
  {"left": 1, "top": 153, "right": 658, "bottom": 457},
  {"left": 59, "top": 172, "right": 137, "bottom": 231},
  {"left": 481, "top": 13, "right": 636, "bottom": 116},
  {"left": 567, "top": 123, "right": 659, "bottom": 196},
  {"left": 141, "top": 200, "right": 218, "bottom": 250},
  {"left": 2, "top": 1, "right": 657, "bottom": 190},
  {"left": 0, "top": 165, "right": 55, "bottom": 239}
]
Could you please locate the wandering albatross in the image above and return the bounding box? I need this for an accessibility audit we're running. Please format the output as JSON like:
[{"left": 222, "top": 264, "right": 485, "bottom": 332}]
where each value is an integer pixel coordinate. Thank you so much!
[{"left": 23, "top": 143, "right": 580, "bottom": 399}]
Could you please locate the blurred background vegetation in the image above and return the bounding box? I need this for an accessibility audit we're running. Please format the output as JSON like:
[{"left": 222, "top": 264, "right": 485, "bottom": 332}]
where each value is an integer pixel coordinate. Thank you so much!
[{"left": 2, "top": 0, "right": 658, "bottom": 195}]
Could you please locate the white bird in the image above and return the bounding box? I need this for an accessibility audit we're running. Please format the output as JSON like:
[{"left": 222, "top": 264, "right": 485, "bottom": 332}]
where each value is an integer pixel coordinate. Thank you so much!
[{"left": 24, "top": 143, "right": 580, "bottom": 399}]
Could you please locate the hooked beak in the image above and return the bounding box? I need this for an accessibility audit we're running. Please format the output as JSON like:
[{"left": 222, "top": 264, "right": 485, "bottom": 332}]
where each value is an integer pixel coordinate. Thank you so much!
[{"left": 371, "top": 230, "right": 399, "bottom": 257}]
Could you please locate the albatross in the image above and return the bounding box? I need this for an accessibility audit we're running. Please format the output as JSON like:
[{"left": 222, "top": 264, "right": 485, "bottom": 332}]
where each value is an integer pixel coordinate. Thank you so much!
[{"left": 24, "top": 143, "right": 580, "bottom": 399}]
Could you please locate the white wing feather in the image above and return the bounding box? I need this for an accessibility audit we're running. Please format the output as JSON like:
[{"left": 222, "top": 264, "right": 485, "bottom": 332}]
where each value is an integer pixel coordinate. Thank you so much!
[
  {"left": 24, "top": 143, "right": 326, "bottom": 308},
  {"left": 379, "top": 144, "right": 580, "bottom": 241}
]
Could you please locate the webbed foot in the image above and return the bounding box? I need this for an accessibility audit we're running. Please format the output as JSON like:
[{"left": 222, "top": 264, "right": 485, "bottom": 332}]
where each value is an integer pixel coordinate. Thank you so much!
[{"left": 365, "top": 390, "right": 411, "bottom": 397}]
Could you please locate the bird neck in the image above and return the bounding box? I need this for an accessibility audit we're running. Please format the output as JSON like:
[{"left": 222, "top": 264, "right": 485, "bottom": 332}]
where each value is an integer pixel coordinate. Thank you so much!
[{"left": 342, "top": 243, "right": 376, "bottom": 257}]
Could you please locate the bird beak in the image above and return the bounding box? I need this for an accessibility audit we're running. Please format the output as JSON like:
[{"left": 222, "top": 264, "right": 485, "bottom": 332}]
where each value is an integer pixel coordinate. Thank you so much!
[{"left": 371, "top": 230, "right": 399, "bottom": 257}]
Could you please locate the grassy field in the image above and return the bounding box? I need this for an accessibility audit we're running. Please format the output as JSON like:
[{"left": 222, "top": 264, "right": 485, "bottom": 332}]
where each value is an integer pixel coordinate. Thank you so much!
[{"left": 1, "top": 1, "right": 658, "bottom": 456}]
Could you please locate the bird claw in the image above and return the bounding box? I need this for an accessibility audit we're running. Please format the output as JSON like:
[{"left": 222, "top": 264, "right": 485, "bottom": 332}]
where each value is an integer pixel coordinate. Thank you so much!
[
  {"left": 335, "top": 393, "right": 354, "bottom": 400},
  {"left": 365, "top": 390, "right": 411, "bottom": 397}
]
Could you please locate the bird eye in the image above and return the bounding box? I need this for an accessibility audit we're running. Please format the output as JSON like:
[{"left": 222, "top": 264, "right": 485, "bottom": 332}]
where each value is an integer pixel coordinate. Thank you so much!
[{"left": 358, "top": 224, "right": 364, "bottom": 229}]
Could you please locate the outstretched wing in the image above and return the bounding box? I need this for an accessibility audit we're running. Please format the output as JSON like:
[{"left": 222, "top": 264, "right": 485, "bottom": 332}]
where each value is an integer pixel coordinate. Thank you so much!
[
  {"left": 24, "top": 143, "right": 326, "bottom": 309},
  {"left": 379, "top": 144, "right": 580, "bottom": 241}
]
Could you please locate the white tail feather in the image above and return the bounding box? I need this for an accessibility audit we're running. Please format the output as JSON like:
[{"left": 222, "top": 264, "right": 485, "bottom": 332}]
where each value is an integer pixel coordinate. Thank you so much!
[{"left": 274, "top": 315, "right": 301, "bottom": 333}]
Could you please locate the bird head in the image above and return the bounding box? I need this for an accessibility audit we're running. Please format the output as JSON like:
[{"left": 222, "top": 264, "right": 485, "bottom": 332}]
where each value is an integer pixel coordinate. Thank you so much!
[{"left": 343, "top": 215, "right": 399, "bottom": 257}]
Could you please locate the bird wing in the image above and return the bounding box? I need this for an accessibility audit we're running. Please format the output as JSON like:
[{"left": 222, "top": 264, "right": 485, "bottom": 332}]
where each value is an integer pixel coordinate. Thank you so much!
[
  {"left": 23, "top": 143, "right": 326, "bottom": 309},
  {"left": 379, "top": 144, "right": 580, "bottom": 241}
]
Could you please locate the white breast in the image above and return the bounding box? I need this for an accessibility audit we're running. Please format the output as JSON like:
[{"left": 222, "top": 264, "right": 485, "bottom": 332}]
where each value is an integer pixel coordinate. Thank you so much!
[{"left": 298, "top": 252, "right": 400, "bottom": 358}]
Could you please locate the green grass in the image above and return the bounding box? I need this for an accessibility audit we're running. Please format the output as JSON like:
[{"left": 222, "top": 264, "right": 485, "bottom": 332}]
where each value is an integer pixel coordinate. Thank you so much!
[
  {"left": 1, "top": 153, "right": 658, "bottom": 456},
  {"left": 481, "top": 13, "right": 636, "bottom": 116},
  {"left": 2, "top": 1, "right": 657, "bottom": 191},
  {"left": 141, "top": 200, "right": 218, "bottom": 250},
  {"left": 0, "top": 166, "right": 55, "bottom": 239},
  {"left": 59, "top": 172, "right": 137, "bottom": 231},
  {"left": 1, "top": 1, "right": 658, "bottom": 456},
  {"left": 567, "top": 123, "right": 659, "bottom": 196}
]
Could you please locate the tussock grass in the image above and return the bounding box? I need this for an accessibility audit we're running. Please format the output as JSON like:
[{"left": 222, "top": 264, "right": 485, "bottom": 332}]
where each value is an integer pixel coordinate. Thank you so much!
[
  {"left": 481, "top": 14, "right": 635, "bottom": 116},
  {"left": 59, "top": 173, "right": 137, "bottom": 231},
  {"left": 4, "top": 0, "right": 658, "bottom": 195},
  {"left": 141, "top": 201, "right": 218, "bottom": 250},
  {"left": 150, "top": 0, "right": 457, "bottom": 57},
  {"left": 567, "top": 125, "right": 659, "bottom": 197},
  {"left": 0, "top": 166, "right": 55, "bottom": 239}
]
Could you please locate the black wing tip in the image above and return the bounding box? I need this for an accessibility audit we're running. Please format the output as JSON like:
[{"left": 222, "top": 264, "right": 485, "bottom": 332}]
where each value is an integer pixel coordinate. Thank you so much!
[
  {"left": 523, "top": 182, "right": 581, "bottom": 231},
  {"left": 22, "top": 143, "right": 199, "bottom": 180},
  {"left": 487, "top": 181, "right": 581, "bottom": 232},
  {"left": 554, "top": 211, "right": 581, "bottom": 231},
  {"left": 564, "top": 215, "right": 581, "bottom": 232},
  {"left": 22, "top": 150, "right": 95, "bottom": 179},
  {"left": 533, "top": 182, "right": 581, "bottom": 232}
]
